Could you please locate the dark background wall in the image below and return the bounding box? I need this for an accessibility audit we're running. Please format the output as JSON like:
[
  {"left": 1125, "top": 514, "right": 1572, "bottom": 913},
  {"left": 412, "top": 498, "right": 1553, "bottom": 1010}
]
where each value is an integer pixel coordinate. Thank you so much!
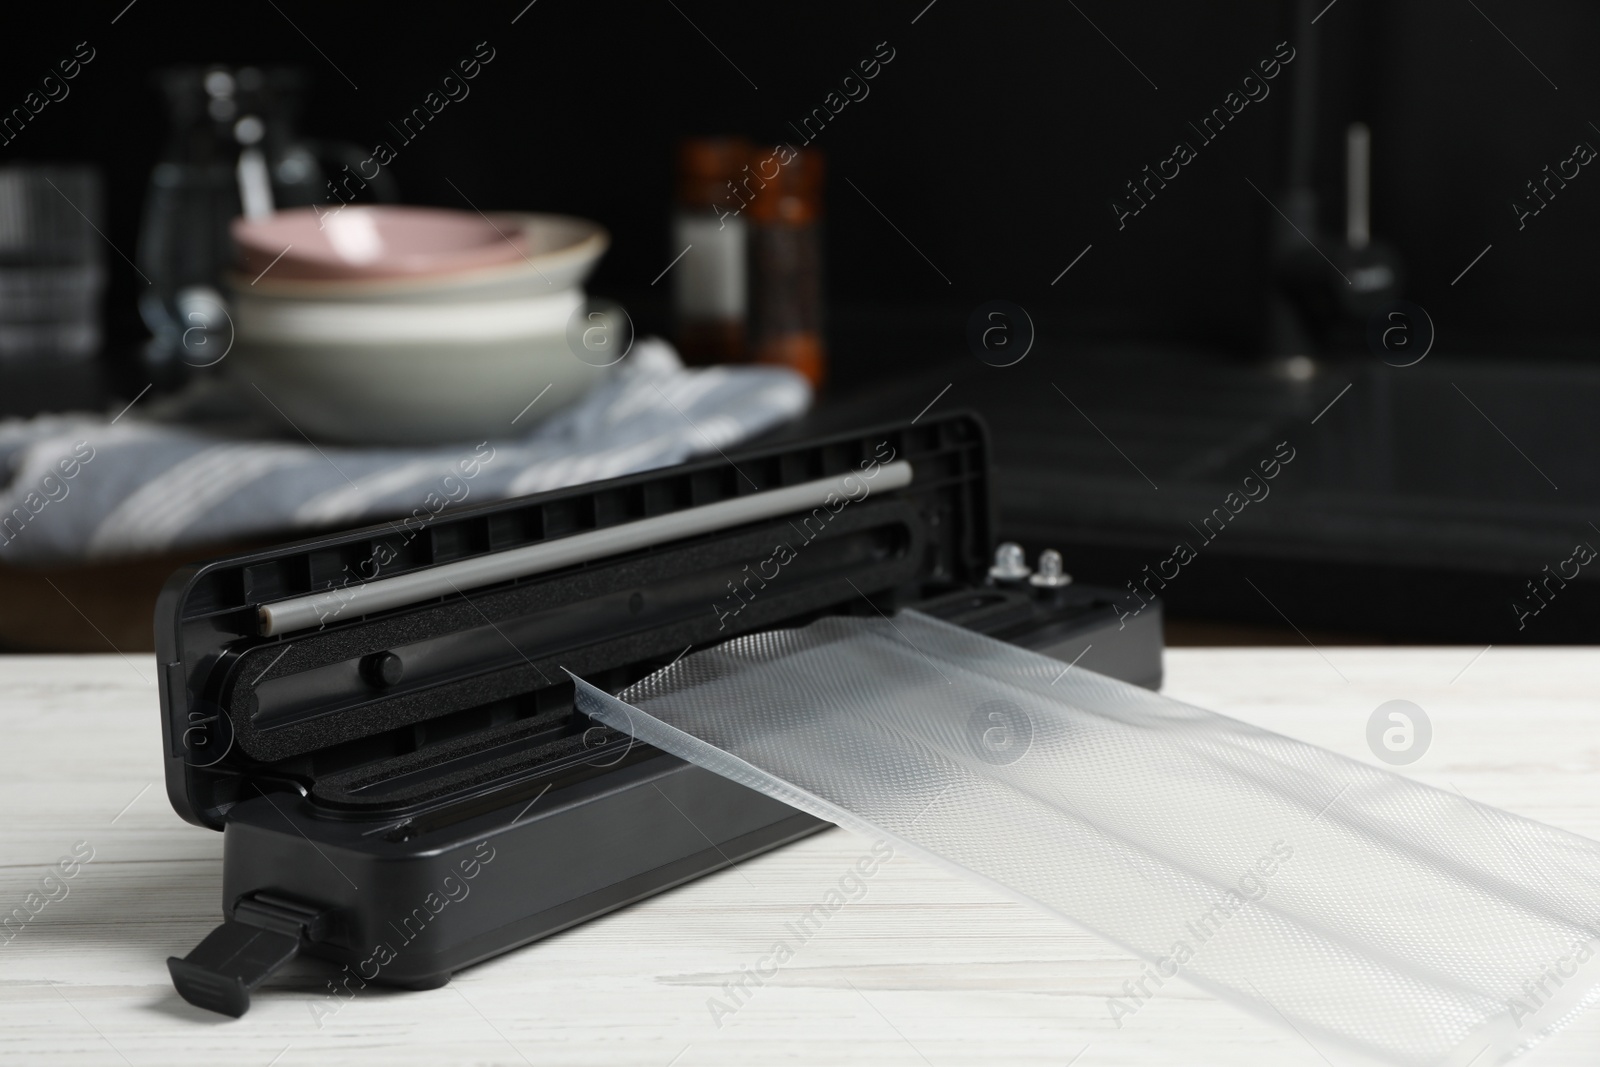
[{"left": 4, "top": 0, "right": 1596, "bottom": 372}]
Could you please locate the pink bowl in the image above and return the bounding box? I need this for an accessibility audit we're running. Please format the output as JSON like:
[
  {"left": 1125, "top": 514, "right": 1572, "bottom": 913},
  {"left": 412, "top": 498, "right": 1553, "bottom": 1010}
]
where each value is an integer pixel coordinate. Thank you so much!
[{"left": 232, "top": 205, "right": 530, "bottom": 281}]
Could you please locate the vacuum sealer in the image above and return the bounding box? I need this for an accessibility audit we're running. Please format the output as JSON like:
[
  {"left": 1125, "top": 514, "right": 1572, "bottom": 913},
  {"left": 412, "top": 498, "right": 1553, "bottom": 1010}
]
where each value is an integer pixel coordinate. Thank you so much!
[{"left": 156, "top": 413, "right": 1162, "bottom": 1016}]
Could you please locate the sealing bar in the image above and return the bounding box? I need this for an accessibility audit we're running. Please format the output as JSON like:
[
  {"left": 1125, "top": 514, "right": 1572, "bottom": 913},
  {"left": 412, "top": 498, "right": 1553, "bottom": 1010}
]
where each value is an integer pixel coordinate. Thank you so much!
[{"left": 258, "top": 461, "right": 913, "bottom": 635}]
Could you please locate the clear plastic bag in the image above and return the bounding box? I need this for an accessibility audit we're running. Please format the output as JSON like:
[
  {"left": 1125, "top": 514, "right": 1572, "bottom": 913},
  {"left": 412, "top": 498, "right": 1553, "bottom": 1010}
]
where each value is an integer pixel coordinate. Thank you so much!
[{"left": 573, "top": 609, "right": 1600, "bottom": 1066}]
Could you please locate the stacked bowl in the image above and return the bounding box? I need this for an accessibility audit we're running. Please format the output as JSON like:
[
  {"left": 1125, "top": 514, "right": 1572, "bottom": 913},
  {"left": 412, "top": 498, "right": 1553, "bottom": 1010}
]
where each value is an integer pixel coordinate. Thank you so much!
[{"left": 228, "top": 206, "right": 610, "bottom": 444}]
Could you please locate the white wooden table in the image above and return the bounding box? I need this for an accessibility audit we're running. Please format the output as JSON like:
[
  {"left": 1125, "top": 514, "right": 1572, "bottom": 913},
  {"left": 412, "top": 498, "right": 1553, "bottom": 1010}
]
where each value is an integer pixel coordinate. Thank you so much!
[{"left": 3, "top": 647, "right": 1599, "bottom": 1066}]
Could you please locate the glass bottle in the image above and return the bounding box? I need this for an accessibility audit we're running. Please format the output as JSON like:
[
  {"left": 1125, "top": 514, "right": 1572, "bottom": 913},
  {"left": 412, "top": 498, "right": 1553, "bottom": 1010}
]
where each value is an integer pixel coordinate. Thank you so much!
[
  {"left": 137, "top": 65, "right": 393, "bottom": 370},
  {"left": 0, "top": 165, "right": 104, "bottom": 362}
]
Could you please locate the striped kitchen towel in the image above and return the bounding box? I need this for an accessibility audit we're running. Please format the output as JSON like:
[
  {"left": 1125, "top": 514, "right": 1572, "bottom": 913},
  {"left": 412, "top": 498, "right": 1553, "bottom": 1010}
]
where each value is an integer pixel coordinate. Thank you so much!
[{"left": 0, "top": 338, "right": 811, "bottom": 563}]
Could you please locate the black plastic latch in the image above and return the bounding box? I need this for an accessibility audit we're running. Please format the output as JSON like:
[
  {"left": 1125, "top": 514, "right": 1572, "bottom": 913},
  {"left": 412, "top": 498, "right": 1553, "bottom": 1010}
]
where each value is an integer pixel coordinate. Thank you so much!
[{"left": 167, "top": 892, "right": 331, "bottom": 1017}]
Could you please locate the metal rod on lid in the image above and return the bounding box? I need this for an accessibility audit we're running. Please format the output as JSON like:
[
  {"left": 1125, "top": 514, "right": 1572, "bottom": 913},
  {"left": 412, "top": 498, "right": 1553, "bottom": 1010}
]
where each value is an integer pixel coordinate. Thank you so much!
[{"left": 257, "top": 460, "right": 915, "bottom": 636}]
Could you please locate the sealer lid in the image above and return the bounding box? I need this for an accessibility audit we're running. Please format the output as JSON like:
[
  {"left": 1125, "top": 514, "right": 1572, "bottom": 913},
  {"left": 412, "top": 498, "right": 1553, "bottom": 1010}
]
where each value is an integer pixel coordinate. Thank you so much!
[{"left": 156, "top": 413, "right": 992, "bottom": 829}]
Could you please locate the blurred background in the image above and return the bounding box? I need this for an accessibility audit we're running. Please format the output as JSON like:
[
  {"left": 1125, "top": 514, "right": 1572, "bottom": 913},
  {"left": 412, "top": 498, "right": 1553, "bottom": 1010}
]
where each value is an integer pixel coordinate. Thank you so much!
[{"left": 2, "top": 0, "right": 1597, "bottom": 649}]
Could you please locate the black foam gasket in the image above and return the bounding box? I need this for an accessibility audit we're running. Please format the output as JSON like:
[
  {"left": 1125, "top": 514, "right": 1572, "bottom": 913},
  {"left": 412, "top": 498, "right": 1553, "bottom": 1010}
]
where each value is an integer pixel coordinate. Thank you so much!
[
  {"left": 308, "top": 707, "right": 604, "bottom": 808},
  {"left": 223, "top": 501, "right": 922, "bottom": 765}
]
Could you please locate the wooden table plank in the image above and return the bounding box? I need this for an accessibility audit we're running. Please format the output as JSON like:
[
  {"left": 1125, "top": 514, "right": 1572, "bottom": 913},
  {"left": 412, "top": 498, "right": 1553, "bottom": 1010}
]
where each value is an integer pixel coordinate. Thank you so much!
[{"left": 2, "top": 648, "right": 1598, "bottom": 1066}]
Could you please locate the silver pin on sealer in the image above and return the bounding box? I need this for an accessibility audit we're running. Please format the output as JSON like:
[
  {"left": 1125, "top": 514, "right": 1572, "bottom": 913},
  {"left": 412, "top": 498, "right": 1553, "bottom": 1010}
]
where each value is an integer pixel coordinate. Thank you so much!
[
  {"left": 1029, "top": 549, "right": 1073, "bottom": 589},
  {"left": 988, "top": 541, "right": 1032, "bottom": 583}
]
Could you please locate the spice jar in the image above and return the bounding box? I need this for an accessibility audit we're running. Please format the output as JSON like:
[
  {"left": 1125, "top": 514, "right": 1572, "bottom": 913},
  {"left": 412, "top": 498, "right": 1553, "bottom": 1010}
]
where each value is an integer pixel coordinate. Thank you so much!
[
  {"left": 747, "top": 147, "right": 825, "bottom": 387},
  {"left": 672, "top": 137, "right": 750, "bottom": 365}
]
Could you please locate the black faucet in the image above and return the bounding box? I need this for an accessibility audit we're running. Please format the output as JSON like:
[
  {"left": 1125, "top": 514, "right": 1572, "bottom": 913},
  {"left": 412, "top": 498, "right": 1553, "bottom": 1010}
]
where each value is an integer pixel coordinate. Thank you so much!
[{"left": 1266, "top": 0, "right": 1404, "bottom": 365}]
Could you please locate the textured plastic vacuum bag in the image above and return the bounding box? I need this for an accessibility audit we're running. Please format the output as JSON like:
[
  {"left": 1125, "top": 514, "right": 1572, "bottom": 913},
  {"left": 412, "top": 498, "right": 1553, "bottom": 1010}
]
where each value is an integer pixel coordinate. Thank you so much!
[{"left": 572, "top": 610, "right": 1600, "bottom": 1067}]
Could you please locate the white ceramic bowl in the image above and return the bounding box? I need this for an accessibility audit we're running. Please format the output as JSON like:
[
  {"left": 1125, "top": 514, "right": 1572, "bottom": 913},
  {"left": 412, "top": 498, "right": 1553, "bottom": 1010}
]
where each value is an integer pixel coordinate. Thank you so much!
[{"left": 227, "top": 214, "right": 611, "bottom": 444}]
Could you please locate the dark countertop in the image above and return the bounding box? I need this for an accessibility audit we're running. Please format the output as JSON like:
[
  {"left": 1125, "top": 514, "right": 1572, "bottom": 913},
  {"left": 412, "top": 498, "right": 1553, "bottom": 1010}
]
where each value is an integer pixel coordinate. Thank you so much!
[{"left": 788, "top": 335, "right": 1600, "bottom": 643}]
